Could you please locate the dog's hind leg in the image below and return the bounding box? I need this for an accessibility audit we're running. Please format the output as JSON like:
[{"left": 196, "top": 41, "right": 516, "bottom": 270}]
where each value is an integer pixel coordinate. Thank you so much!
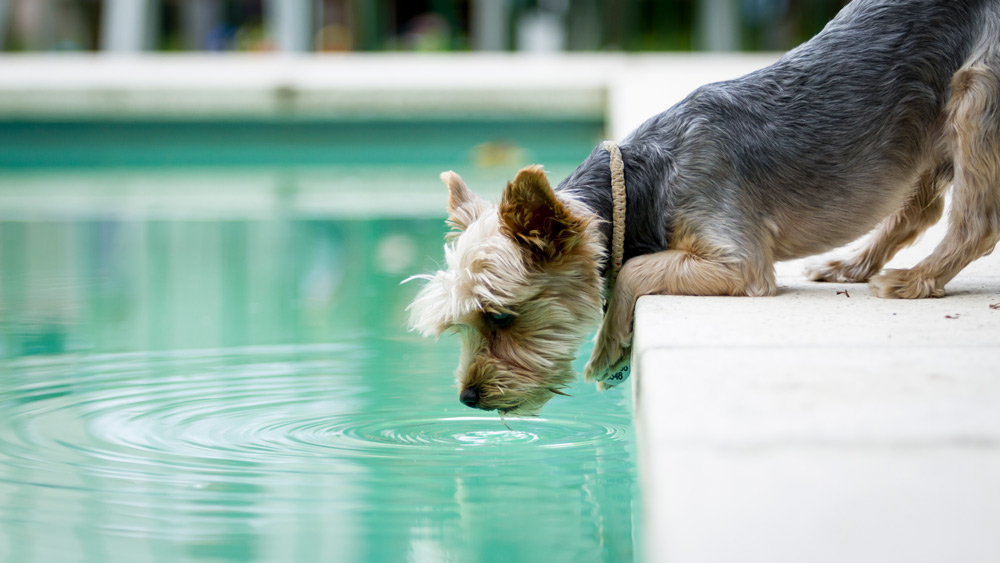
[
  {"left": 806, "top": 164, "right": 949, "bottom": 283},
  {"left": 584, "top": 247, "right": 775, "bottom": 384},
  {"left": 871, "top": 61, "right": 1000, "bottom": 299}
]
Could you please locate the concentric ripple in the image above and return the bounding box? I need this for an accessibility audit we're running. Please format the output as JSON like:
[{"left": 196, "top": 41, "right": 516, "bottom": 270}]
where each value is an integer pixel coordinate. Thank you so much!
[
  {"left": 0, "top": 343, "right": 633, "bottom": 482},
  {"left": 0, "top": 341, "right": 637, "bottom": 561},
  {"left": 333, "top": 414, "right": 629, "bottom": 451}
]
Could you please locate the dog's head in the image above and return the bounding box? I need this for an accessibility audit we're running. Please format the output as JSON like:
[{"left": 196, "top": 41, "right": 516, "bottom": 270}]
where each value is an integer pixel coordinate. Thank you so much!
[{"left": 408, "top": 166, "right": 605, "bottom": 415}]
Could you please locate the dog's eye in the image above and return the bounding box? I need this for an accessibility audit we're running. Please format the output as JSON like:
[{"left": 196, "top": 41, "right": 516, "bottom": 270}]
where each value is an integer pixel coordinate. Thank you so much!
[{"left": 486, "top": 312, "right": 514, "bottom": 328}]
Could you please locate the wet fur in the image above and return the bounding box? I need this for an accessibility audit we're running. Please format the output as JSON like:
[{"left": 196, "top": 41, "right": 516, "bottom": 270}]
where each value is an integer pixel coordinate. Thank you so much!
[{"left": 410, "top": 0, "right": 1000, "bottom": 414}]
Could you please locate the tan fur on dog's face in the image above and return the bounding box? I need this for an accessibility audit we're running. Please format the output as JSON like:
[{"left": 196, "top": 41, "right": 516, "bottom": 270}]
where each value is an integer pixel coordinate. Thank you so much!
[{"left": 408, "top": 167, "right": 605, "bottom": 415}]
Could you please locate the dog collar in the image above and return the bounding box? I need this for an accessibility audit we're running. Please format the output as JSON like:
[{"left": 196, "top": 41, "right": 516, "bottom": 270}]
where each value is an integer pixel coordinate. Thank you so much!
[
  {"left": 599, "top": 140, "right": 631, "bottom": 389},
  {"left": 602, "top": 140, "right": 627, "bottom": 288}
]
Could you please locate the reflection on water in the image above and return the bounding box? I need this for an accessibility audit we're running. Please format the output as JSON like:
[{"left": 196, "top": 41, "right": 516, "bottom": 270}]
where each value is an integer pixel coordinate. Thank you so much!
[
  {"left": 0, "top": 208, "right": 637, "bottom": 562},
  {"left": 1, "top": 216, "right": 446, "bottom": 356}
]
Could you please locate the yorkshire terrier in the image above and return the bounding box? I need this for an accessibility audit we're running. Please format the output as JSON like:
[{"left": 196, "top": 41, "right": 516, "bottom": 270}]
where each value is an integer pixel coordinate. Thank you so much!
[{"left": 408, "top": 0, "right": 1000, "bottom": 415}]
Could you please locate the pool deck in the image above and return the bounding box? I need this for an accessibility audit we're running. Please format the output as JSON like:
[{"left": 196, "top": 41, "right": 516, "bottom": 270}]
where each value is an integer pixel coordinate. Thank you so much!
[
  {"left": 3, "top": 53, "right": 999, "bottom": 562},
  {"left": 0, "top": 52, "right": 777, "bottom": 132},
  {"left": 0, "top": 53, "right": 608, "bottom": 121},
  {"left": 632, "top": 232, "right": 1000, "bottom": 563}
]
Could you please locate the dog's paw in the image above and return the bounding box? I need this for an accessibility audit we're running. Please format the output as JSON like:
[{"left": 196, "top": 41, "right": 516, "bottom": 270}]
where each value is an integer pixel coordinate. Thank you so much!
[
  {"left": 585, "top": 314, "right": 633, "bottom": 388},
  {"left": 595, "top": 355, "right": 632, "bottom": 391},
  {"left": 586, "top": 276, "right": 637, "bottom": 388},
  {"left": 805, "top": 259, "right": 875, "bottom": 283},
  {"left": 584, "top": 344, "right": 632, "bottom": 388},
  {"left": 870, "top": 269, "right": 944, "bottom": 299},
  {"left": 583, "top": 346, "right": 614, "bottom": 384}
]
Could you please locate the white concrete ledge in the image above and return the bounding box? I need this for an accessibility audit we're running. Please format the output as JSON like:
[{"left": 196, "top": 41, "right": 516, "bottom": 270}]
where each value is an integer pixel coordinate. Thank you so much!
[
  {"left": 0, "top": 53, "right": 778, "bottom": 131},
  {"left": 0, "top": 54, "right": 604, "bottom": 120},
  {"left": 634, "top": 227, "right": 1000, "bottom": 563},
  {"left": 0, "top": 53, "right": 612, "bottom": 121}
]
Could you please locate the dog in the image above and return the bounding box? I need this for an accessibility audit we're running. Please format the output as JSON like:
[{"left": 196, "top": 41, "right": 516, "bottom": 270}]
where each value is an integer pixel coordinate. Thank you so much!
[{"left": 408, "top": 0, "right": 1000, "bottom": 416}]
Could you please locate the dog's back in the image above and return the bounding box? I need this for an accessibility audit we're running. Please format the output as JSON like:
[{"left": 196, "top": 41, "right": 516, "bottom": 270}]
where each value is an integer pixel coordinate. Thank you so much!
[{"left": 625, "top": 0, "right": 999, "bottom": 260}]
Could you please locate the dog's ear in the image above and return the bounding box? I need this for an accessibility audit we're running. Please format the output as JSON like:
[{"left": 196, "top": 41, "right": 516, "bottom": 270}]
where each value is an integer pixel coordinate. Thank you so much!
[
  {"left": 441, "top": 171, "right": 487, "bottom": 235},
  {"left": 499, "top": 165, "right": 588, "bottom": 260}
]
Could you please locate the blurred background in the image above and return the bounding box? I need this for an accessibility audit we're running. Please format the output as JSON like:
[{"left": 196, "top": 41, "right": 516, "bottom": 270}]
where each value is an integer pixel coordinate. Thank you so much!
[
  {"left": 0, "top": 0, "right": 848, "bottom": 360},
  {"left": 0, "top": 4, "right": 845, "bottom": 560},
  {"left": 1, "top": 0, "right": 847, "bottom": 53}
]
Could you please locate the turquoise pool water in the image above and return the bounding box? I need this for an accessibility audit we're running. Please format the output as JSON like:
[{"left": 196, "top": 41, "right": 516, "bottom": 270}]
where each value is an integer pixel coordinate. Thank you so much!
[{"left": 0, "top": 122, "right": 639, "bottom": 562}]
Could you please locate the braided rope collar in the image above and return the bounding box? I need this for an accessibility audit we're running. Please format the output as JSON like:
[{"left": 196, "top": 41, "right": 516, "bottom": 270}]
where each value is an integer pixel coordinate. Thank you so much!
[
  {"left": 602, "top": 140, "right": 627, "bottom": 289},
  {"left": 598, "top": 140, "right": 633, "bottom": 387}
]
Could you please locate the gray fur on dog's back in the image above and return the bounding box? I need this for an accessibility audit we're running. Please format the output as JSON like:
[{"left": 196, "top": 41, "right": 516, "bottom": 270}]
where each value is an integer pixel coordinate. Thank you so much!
[{"left": 563, "top": 0, "right": 994, "bottom": 263}]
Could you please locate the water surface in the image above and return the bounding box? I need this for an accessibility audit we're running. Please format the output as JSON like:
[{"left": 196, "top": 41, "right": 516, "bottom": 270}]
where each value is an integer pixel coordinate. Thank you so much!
[
  {"left": 1, "top": 342, "right": 636, "bottom": 562},
  {"left": 0, "top": 180, "right": 638, "bottom": 562}
]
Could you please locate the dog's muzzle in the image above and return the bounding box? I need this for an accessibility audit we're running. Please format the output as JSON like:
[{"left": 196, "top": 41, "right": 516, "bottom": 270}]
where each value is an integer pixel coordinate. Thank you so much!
[{"left": 459, "top": 386, "right": 481, "bottom": 409}]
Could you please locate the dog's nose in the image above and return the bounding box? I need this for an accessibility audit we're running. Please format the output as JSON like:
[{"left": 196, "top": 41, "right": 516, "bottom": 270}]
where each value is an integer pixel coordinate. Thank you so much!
[{"left": 459, "top": 387, "right": 479, "bottom": 408}]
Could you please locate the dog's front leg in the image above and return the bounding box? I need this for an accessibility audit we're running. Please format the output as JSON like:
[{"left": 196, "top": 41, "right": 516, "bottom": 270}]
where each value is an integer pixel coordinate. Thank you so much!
[
  {"left": 584, "top": 249, "right": 773, "bottom": 387},
  {"left": 584, "top": 272, "right": 638, "bottom": 390}
]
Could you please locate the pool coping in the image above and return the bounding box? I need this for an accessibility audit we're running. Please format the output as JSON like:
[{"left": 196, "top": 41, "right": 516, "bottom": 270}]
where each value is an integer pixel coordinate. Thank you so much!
[
  {"left": 632, "top": 226, "right": 1000, "bottom": 562},
  {"left": 0, "top": 52, "right": 778, "bottom": 136},
  {"left": 0, "top": 53, "right": 610, "bottom": 121}
]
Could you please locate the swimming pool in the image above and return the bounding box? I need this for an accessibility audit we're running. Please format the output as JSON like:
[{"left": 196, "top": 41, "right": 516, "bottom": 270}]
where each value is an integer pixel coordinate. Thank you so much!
[{"left": 0, "top": 120, "right": 640, "bottom": 562}]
